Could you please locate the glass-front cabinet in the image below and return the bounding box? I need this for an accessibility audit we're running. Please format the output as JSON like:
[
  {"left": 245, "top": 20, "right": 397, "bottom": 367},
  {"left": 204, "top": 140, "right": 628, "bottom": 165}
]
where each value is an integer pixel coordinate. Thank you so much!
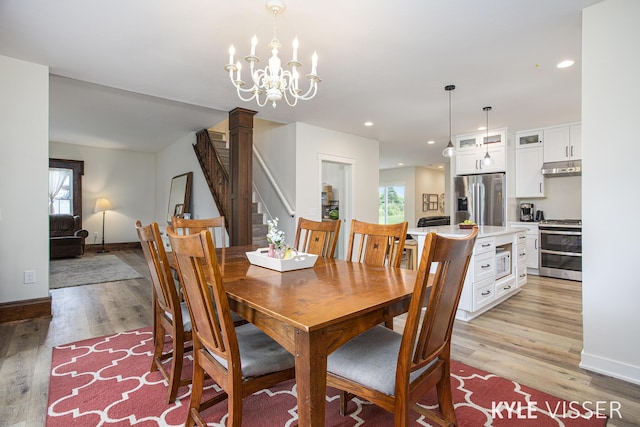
[{"left": 516, "top": 130, "right": 543, "bottom": 148}]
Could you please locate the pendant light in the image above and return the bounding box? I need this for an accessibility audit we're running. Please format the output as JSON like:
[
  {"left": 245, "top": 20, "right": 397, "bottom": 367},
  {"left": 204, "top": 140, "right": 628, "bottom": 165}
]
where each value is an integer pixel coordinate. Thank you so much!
[
  {"left": 442, "top": 84, "right": 456, "bottom": 158},
  {"left": 482, "top": 106, "right": 494, "bottom": 166}
]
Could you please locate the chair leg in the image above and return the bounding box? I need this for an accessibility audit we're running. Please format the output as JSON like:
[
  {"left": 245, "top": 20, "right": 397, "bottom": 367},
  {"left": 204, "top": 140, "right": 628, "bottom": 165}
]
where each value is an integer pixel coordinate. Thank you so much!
[
  {"left": 339, "top": 391, "right": 350, "bottom": 416},
  {"left": 150, "top": 309, "right": 163, "bottom": 373},
  {"left": 227, "top": 390, "right": 243, "bottom": 427},
  {"left": 185, "top": 359, "right": 205, "bottom": 427},
  {"left": 166, "top": 333, "right": 184, "bottom": 404},
  {"left": 436, "top": 374, "right": 458, "bottom": 427}
]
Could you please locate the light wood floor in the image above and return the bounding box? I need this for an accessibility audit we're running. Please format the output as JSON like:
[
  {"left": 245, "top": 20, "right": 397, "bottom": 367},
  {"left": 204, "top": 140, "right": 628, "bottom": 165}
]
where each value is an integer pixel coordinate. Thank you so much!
[{"left": 0, "top": 250, "right": 638, "bottom": 427}]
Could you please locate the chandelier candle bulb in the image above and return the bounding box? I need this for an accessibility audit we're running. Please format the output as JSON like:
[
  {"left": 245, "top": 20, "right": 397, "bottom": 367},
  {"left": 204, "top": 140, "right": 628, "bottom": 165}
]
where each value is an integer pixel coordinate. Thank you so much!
[
  {"left": 292, "top": 37, "right": 298, "bottom": 61},
  {"left": 228, "top": 45, "right": 235, "bottom": 65},
  {"left": 250, "top": 35, "right": 257, "bottom": 56},
  {"left": 235, "top": 61, "right": 241, "bottom": 82},
  {"left": 311, "top": 51, "right": 318, "bottom": 75}
]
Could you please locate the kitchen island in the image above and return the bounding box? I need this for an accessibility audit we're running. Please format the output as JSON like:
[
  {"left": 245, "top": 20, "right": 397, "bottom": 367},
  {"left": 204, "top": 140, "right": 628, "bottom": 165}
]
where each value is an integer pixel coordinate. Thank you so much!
[{"left": 408, "top": 225, "right": 527, "bottom": 321}]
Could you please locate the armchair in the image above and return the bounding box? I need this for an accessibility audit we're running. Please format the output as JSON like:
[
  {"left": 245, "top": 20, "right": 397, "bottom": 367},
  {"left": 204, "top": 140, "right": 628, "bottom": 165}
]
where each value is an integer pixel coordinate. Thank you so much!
[{"left": 49, "top": 214, "right": 89, "bottom": 259}]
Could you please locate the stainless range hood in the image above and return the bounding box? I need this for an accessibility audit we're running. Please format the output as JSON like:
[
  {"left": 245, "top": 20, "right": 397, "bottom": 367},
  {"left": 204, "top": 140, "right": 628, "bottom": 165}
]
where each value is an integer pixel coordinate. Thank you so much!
[{"left": 541, "top": 160, "right": 582, "bottom": 177}]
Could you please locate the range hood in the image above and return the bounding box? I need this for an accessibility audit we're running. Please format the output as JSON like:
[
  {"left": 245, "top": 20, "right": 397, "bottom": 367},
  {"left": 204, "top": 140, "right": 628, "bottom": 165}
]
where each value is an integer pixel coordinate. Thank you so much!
[{"left": 541, "top": 160, "right": 582, "bottom": 177}]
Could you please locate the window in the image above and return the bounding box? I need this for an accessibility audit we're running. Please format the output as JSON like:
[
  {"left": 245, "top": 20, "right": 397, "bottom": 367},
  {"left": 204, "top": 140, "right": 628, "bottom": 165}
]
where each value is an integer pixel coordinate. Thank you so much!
[
  {"left": 49, "top": 168, "right": 72, "bottom": 214},
  {"left": 378, "top": 186, "right": 405, "bottom": 224},
  {"left": 49, "top": 158, "right": 84, "bottom": 221}
]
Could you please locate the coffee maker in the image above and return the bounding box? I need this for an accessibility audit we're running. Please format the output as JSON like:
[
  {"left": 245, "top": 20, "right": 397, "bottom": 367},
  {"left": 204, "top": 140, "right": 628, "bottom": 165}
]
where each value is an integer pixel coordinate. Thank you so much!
[{"left": 520, "top": 203, "right": 535, "bottom": 222}]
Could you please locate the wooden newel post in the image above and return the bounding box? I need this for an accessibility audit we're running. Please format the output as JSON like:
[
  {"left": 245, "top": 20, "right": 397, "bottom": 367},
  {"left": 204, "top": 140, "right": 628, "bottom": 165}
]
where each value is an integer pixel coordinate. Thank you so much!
[{"left": 228, "top": 107, "right": 257, "bottom": 246}]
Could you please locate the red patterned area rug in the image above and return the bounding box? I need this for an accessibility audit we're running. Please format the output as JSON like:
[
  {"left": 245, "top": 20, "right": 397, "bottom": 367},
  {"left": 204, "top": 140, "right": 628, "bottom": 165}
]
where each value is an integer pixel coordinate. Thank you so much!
[{"left": 47, "top": 328, "right": 607, "bottom": 426}]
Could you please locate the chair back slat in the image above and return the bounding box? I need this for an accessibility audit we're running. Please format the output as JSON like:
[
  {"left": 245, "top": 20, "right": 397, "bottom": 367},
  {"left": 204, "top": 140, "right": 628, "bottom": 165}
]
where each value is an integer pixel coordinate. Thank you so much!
[
  {"left": 294, "top": 217, "right": 341, "bottom": 258},
  {"left": 171, "top": 216, "right": 227, "bottom": 248},
  {"left": 167, "top": 228, "right": 239, "bottom": 364},
  {"left": 401, "top": 227, "right": 478, "bottom": 374},
  {"left": 346, "top": 219, "right": 408, "bottom": 267},
  {"left": 135, "top": 221, "right": 180, "bottom": 318}
]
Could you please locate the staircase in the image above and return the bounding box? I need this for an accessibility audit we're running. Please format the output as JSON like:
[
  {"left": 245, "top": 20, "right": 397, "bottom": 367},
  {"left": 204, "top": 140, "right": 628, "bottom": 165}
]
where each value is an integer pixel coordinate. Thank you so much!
[{"left": 193, "top": 129, "right": 268, "bottom": 246}]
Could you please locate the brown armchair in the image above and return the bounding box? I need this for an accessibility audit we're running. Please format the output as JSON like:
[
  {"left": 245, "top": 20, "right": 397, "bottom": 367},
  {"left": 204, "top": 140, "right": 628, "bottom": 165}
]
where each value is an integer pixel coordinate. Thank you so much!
[{"left": 50, "top": 214, "right": 89, "bottom": 259}]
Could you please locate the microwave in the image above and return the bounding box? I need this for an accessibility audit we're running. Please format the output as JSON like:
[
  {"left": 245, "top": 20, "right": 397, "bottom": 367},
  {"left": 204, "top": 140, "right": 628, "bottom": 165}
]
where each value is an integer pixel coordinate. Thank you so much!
[{"left": 495, "top": 249, "right": 511, "bottom": 279}]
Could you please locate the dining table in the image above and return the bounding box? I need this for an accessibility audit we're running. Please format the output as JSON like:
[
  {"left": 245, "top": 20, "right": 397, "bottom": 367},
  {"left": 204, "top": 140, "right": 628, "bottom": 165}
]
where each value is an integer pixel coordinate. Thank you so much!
[{"left": 174, "top": 244, "right": 421, "bottom": 427}]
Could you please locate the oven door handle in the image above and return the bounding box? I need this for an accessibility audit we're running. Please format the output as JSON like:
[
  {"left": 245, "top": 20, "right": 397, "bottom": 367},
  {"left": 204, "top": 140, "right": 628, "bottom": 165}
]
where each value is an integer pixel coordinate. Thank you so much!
[
  {"left": 540, "top": 249, "right": 582, "bottom": 257},
  {"left": 540, "top": 230, "right": 582, "bottom": 236}
]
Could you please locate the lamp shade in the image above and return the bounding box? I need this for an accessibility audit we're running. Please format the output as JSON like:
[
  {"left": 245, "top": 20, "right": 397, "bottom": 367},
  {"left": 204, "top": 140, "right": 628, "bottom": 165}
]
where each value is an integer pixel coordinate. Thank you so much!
[{"left": 94, "top": 198, "right": 113, "bottom": 213}]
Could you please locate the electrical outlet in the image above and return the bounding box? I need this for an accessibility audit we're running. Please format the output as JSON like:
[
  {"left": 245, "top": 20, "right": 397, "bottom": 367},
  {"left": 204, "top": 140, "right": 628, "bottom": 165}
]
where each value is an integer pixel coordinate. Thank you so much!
[{"left": 24, "top": 270, "right": 36, "bottom": 284}]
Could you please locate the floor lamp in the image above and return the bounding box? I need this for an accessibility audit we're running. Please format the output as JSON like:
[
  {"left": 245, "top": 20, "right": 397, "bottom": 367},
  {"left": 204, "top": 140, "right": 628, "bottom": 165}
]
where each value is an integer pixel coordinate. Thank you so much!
[{"left": 94, "top": 198, "right": 112, "bottom": 254}]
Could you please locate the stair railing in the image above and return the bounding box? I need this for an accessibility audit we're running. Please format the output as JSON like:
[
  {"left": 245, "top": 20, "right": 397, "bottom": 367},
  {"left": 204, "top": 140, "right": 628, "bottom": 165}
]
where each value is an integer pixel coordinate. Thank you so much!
[
  {"left": 253, "top": 145, "right": 295, "bottom": 217},
  {"left": 193, "top": 130, "right": 230, "bottom": 232}
]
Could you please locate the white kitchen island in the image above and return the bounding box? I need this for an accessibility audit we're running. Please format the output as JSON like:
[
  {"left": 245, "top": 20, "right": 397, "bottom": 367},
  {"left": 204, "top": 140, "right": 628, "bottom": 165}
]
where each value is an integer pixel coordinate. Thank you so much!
[{"left": 408, "top": 225, "right": 527, "bottom": 321}]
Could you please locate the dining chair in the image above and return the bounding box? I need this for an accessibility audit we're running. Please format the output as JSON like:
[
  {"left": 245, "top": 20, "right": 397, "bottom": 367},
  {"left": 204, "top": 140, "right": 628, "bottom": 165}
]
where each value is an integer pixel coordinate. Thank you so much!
[
  {"left": 167, "top": 228, "right": 296, "bottom": 427},
  {"left": 293, "top": 217, "right": 341, "bottom": 258},
  {"left": 327, "top": 226, "right": 479, "bottom": 427},
  {"left": 346, "top": 219, "right": 409, "bottom": 328},
  {"left": 171, "top": 216, "right": 227, "bottom": 248},
  {"left": 135, "top": 220, "right": 192, "bottom": 404},
  {"left": 346, "top": 219, "right": 408, "bottom": 268}
]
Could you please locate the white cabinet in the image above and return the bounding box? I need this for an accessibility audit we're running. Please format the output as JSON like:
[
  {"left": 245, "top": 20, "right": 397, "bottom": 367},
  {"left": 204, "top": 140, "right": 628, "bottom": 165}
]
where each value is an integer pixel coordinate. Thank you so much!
[
  {"left": 543, "top": 125, "right": 581, "bottom": 162},
  {"left": 455, "top": 128, "right": 507, "bottom": 175},
  {"left": 515, "top": 145, "right": 544, "bottom": 197},
  {"left": 509, "top": 223, "right": 539, "bottom": 274},
  {"left": 516, "top": 129, "right": 543, "bottom": 149}
]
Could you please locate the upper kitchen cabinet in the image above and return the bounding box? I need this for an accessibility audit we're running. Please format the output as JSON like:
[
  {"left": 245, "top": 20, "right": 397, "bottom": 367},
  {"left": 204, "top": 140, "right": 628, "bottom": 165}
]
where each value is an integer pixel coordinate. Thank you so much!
[
  {"left": 515, "top": 129, "right": 545, "bottom": 197},
  {"left": 455, "top": 128, "right": 507, "bottom": 175},
  {"left": 543, "top": 124, "right": 581, "bottom": 162}
]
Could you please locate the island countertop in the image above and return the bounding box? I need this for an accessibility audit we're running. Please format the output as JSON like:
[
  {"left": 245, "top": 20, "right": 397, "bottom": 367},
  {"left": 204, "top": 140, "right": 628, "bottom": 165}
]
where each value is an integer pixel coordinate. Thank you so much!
[{"left": 407, "top": 225, "right": 525, "bottom": 238}]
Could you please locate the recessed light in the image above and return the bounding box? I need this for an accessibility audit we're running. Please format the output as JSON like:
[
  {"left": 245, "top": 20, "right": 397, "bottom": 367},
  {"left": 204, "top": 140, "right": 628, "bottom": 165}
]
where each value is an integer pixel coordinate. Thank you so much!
[
  {"left": 478, "top": 126, "right": 487, "bottom": 131},
  {"left": 427, "top": 140, "right": 435, "bottom": 145},
  {"left": 438, "top": 165, "right": 443, "bottom": 169},
  {"left": 398, "top": 163, "right": 404, "bottom": 166},
  {"left": 364, "top": 121, "right": 374, "bottom": 127},
  {"left": 557, "top": 60, "right": 575, "bottom": 69}
]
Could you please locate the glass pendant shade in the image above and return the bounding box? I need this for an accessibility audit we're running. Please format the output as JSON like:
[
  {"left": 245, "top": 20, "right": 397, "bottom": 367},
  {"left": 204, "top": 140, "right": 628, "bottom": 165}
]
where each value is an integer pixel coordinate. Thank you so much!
[
  {"left": 482, "top": 106, "right": 493, "bottom": 166},
  {"left": 442, "top": 85, "right": 456, "bottom": 158}
]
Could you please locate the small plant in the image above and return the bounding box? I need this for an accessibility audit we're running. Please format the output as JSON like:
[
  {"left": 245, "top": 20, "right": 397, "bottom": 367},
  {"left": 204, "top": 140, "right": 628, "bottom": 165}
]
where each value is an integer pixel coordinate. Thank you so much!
[{"left": 266, "top": 217, "right": 285, "bottom": 249}]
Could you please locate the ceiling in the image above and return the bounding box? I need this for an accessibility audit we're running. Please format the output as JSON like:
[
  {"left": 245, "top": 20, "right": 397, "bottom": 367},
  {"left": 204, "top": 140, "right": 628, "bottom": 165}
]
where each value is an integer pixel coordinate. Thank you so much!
[{"left": 0, "top": 0, "right": 601, "bottom": 169}]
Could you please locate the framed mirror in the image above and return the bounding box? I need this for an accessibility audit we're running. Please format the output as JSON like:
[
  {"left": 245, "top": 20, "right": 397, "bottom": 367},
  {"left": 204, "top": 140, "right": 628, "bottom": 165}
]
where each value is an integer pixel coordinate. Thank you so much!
[{"left": 167, "top": 172, "right": 193, "bottom": 223}]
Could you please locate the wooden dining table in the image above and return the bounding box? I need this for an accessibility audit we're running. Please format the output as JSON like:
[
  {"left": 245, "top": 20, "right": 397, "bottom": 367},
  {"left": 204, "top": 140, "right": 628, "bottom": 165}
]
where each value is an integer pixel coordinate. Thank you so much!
[{"left": 174, "top": 245, "right": 420, "bottom": 427}]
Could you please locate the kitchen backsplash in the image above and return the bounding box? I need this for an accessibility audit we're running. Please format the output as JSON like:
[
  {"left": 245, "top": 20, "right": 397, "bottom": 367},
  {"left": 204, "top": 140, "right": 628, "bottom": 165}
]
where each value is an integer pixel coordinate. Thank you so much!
[{"left": 517, "top": 175, "right": 581, "bottom": 220}]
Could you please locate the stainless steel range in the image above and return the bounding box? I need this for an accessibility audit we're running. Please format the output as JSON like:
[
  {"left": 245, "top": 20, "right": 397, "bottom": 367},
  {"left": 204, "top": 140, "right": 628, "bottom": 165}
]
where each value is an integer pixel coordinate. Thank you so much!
[{"left": 538, "top": 219, "right": 582, "bottom": 281}]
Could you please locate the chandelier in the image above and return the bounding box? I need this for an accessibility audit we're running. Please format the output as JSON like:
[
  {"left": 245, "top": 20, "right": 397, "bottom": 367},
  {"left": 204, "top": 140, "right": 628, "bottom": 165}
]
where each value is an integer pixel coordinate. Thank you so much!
[{"left": 224, "top": 0, "right": 320, "bottom": 108}]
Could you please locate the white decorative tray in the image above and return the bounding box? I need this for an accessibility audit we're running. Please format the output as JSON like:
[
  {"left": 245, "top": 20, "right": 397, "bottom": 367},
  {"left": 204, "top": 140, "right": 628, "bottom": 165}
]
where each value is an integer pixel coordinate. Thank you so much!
[{"left": 245, "top": 248, "right": 318, "bottom": 272}]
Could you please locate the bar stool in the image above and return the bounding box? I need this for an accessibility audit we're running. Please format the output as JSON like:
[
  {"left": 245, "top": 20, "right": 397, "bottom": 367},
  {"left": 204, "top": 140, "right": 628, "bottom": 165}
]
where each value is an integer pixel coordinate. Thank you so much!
[{"left": 404, "top": 238, "right": 418, "bottom": 270}]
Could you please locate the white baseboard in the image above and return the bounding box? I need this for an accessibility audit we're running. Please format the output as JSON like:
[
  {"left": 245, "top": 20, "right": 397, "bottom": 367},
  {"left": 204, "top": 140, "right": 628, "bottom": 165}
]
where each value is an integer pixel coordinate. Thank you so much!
[{"left": 580, "top": 351, "right": 640, "bottom": 386}]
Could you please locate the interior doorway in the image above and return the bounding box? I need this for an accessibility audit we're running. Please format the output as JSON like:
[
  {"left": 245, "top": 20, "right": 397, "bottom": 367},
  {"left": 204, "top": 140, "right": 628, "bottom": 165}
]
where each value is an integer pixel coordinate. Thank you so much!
[{"left": 319, "top": 155, "right": 354, "bottom": 260}]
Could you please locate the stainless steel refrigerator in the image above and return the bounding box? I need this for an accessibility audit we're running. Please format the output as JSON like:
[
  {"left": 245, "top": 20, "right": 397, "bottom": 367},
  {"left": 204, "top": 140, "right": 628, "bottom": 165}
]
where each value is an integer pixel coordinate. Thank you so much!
[{"left": 454, "top": 173, "right": 505, "bottom": 226}]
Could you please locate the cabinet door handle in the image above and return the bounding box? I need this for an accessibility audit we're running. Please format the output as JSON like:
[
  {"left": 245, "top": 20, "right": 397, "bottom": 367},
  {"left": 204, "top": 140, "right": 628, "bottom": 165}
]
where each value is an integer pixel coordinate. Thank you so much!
[
  {"left": 482, "top": 243, "right": 491, "bottom": 247},
  {"left": 503, "top": 285, "right": 512, "bottom": 290},
  {"left": 519, "top": 235, "right": 526, "bottom": 240},
  {"left": 481, "top": 290, "right": 491, "bottom": 296},
  {"left": 481, "top": 264, "right": 491, "bottom": 269},
  {"left": 535, "top": 238, "right": 538, "bottom": 250},
  {"left": 571, "top": 145, "right": 574, "bottom": 157},
  {"left": 565, "top": 146, "right": 569, "bottom": 158},
  {"left": 539, "top": 182, "right": 542, "bottom": 193},
  {"left": 519, "top": 252, "right": 526, "bottom": 256},
  {"left": 519, "top": 273, "right": 526, "bottom": 278}
]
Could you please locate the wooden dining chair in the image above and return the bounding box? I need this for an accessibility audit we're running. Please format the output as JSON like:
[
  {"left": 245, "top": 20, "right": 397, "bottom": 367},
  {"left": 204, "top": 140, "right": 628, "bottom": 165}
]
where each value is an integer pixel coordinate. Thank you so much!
[
  {"left": 135, "top": 220, "right": 192, "bottom": 404},
  {"left": 346, "top": 219, "right": 409, "bottom": 268},
  {"left": 167, "top": 228, "right": 295, "bottom": 427},
  {"left": 326, "top": 226, "right": 478, "bottom": 427},
  {"left": 293, "top": 217, "right": 341, "bottom": 258},
  {"left": 171, "top": 216, "right": 227, "bottom": 248}
]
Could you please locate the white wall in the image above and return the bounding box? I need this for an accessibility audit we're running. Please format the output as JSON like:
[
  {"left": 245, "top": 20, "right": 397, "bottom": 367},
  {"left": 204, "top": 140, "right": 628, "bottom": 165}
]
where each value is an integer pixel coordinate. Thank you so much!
[
  {"left": 295, "top": 123, "right": 379, "bottom": 254},
  {"left": 0, "top": 55, "right": 49, "bottom": 303},
  {"left": 156, "top": 131, "right": 225, "bottom": 245},
  {"left": 253, "top": 119, "right": 297, "bottom": 241},
  {"left": 518, "top": 176, "right": 582, "bottom": 220},
  {"left": 581, "top": 0, "right": 640, "bottom": 385},
  {"left": 49, "top": 142, "right": 155, "bottom": 244}
]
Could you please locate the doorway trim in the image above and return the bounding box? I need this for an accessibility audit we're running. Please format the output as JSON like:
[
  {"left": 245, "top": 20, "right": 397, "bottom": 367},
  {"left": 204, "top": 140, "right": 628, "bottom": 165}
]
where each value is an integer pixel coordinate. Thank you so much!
[{"left": 318, "top": 153, "right": 356, "bottom": 259}]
